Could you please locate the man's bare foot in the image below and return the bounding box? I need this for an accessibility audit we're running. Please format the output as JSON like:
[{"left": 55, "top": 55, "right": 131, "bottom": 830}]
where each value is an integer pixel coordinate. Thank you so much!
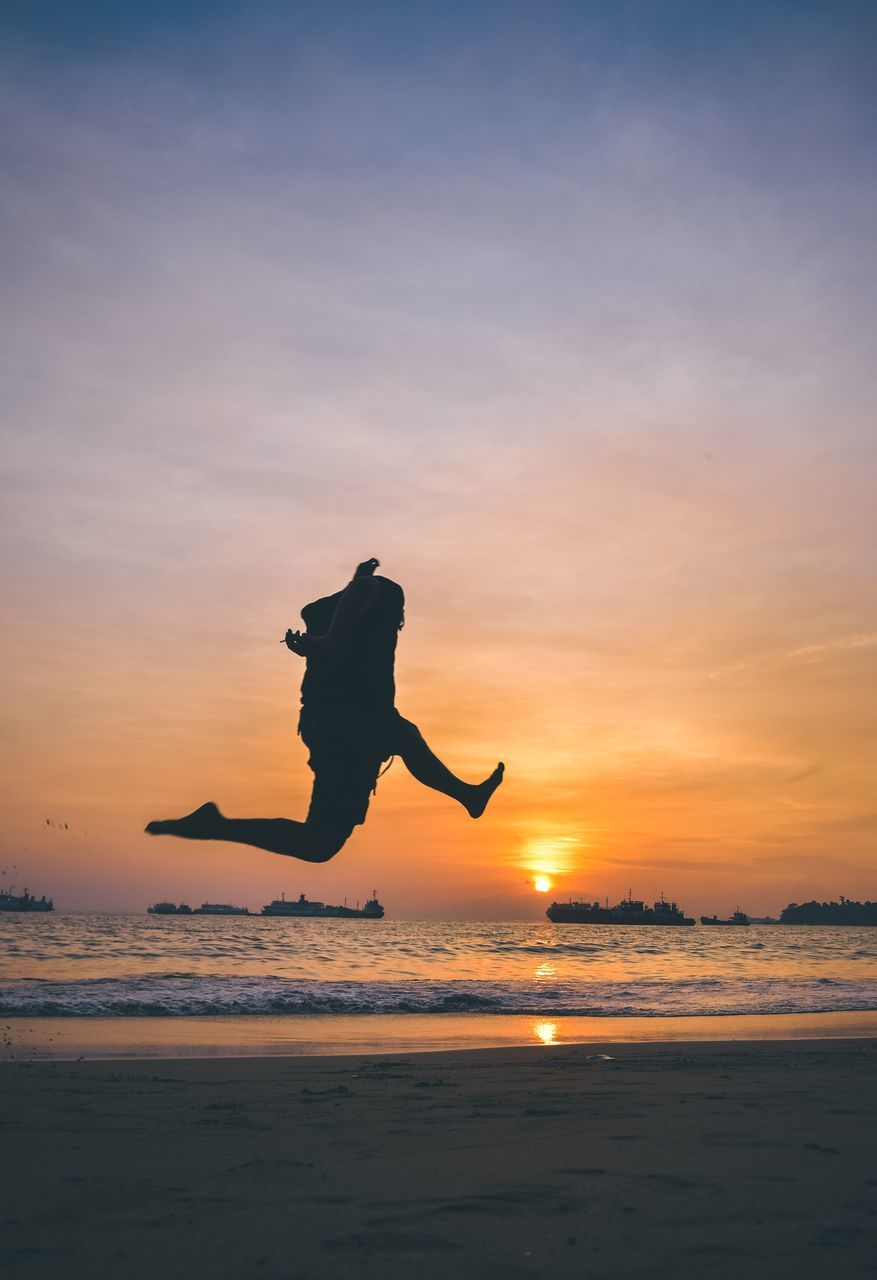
[
  {"left": 466, "top": 763, "right": 505, "bottom": 819},
  {"left": 145, "top": 802, "right": 224, "bottom": 840}
]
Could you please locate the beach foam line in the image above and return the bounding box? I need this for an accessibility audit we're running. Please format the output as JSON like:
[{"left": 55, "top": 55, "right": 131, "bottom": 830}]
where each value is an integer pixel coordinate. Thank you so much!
[{"left": 2, "top": 974, "right": 877, "bottom": 1018}]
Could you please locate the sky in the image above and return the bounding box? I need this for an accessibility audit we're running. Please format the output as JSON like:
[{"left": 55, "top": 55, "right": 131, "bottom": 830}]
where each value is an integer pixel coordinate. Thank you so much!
[{"left": 1, "top": 0, "right": 875, "bottom": 917}]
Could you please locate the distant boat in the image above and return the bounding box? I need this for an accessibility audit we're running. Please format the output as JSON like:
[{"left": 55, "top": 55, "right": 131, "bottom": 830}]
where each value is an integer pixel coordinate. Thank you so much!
[
  {"left": 261, "top": 891, "right": 385, "bottom": 919},
  {"left": 0, "top": 888, "right": 54, "bottom": 913},
  {"left": 147, "top": 901, "right": 192, "bottom": 915},
  {"left": 193, "top": 902, "right": 250, "bottom": 915},
  {"left": 701, "top": 910, "right": 750, "bottom": 926},
  {"left": 779, "top": 898, "right": 877, "bottom": 925},
  {"left": 547, "top": 893, "right": 694, "bottom": 926}
]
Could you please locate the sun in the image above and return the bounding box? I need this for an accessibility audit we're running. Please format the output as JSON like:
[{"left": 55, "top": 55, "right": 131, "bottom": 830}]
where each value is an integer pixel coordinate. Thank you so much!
[{"left": 533, "top": 875, "right": 552, "bottom": 894}]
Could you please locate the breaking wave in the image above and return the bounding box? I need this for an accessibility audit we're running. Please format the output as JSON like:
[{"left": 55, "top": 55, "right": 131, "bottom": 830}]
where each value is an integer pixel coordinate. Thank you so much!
[{"left": 2, "top": 974, "right": 876, "bottom": 1018}]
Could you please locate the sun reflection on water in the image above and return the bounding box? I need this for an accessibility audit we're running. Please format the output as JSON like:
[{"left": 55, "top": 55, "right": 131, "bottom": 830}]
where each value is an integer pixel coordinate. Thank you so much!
[{"left": 532, "top": 1020, "right": 559, "bottom": 1046}]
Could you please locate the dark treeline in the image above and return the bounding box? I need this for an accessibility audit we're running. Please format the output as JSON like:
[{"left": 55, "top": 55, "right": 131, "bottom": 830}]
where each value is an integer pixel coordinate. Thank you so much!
[{"left": 780, "top": 899, "right": 877, "bottom": 925}]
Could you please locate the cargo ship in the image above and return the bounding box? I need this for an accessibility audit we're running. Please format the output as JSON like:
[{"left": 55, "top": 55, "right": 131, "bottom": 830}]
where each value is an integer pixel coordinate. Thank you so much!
[
  {"left": 147, "top": 901, "right": 192, "bottom": 915},
  {"left": 0, "top": 887, "right": 54, "bottom": 913},
  {"left": 261, "top": 891, "right": 384, "bottom": 919},
  {"left": 193, "top": 902, "right": 250, "bottom": 915},
  {"left": 547, "top": 893, "right": 694, "bottom": 926},
  {"left": 779, "top": 898, "right": 877, "bottom": 925},
  {"left": 701, "top": 910, "right": 750, "bottom": 926}
]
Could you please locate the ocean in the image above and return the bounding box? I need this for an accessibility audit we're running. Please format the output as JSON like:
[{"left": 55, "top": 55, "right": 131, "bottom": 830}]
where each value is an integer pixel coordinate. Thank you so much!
[{"left": 3, "top": 913, "right": 876, "bottom": 1020}]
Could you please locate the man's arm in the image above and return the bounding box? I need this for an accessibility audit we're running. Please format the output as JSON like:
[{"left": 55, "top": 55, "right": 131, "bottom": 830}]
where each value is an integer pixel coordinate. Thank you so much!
[
  {"left": 285, "top": 558, "right": 382, "bottom": 655},
  {"left": 320, "top": 574, "right": 382, "bottom": 646}
]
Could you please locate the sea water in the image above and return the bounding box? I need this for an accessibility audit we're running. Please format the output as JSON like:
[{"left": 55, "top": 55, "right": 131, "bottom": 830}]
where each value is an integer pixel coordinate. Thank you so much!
[{"left": 2, "top": 914, "right": 876, "bottom": 1019}]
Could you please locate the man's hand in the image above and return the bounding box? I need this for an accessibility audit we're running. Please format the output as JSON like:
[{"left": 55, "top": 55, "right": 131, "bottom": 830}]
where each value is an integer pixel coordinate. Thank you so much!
[
  {"left": 285, "top": 629, "right": 328, "bottom": 657},
  {"left": 284, "top": 629, "right": 309, "bottom": 656},
  {"left": 353, "top": 557, "right": 379, "bottom": 579}
]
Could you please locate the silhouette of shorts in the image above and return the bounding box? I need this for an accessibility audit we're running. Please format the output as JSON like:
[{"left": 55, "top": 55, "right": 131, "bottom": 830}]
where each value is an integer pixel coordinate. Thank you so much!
[{"left": 299, "top": 707, "right": 397, "bottom": 833}]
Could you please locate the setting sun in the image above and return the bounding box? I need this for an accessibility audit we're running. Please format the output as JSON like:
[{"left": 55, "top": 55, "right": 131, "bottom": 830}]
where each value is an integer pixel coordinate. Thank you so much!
[{"left": 533, "top": 875, "right": 552, "bottom": 893}]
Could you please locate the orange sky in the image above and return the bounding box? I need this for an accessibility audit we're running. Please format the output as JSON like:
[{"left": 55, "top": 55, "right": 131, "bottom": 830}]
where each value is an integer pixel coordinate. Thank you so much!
[
  {"left": 2, "top": 4, "right": 875, "bottom": 917},
  {"left": 5, "top": 441, "right": 875, "bottom": 918}
]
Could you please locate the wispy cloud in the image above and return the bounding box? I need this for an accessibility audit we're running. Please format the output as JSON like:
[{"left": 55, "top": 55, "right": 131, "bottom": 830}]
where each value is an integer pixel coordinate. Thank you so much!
[
  {"left": 711, "top": 633, "right": 877, "bottom": 682},
  {"left": 785, "top": 632, "right": 877, "bottom": 661},
  {"left": 601, "top": 856, "right": 745, "bottom": 873}
]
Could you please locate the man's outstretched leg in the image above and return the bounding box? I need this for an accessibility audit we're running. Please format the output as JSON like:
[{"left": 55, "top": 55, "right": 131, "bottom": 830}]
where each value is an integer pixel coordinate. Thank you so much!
[
  {"left": 145, "top": 803, "right": 351, "bottom": 863},
  {"left": 392, "top": 716, "right": 504, "bottom": 817}
]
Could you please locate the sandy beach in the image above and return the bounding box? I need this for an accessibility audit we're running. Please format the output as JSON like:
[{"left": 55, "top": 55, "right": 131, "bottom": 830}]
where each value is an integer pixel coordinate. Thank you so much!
[{"left": 3, "top": 1038, "right": 875, "bottom": 1279}]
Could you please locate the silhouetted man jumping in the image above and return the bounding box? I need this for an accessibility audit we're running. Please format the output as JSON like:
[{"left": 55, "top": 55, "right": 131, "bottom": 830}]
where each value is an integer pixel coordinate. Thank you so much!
[{"left": 146, "top": 558, "right": 504, "bottom": 861}]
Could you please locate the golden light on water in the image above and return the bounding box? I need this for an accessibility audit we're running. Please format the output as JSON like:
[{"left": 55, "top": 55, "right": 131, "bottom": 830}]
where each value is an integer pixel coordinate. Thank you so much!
[
  {"left": 532, "top": 1021, "right": 559, "bottom": 1046},
  {"left": 533, "top": 875, "right": 552, "bottom": 893}
]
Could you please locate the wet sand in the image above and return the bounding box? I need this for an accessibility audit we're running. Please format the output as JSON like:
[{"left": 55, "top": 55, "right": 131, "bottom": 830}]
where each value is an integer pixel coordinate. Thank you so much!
[
  {"left": 8, "top": 1009, "right": 877, "bottom": 1059},
  {"left": 2, "top": 1039, "right": 876, "bottom": 1279}
]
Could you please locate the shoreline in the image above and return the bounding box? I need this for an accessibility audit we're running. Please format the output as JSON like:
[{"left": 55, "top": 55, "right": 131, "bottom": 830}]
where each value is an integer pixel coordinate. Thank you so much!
[
  {"left": 5, "top": 1007, "right": 877, "bottom": 1061},
  {"left": 3, "top": 1037, "right": 875, "bottom": 1278}
]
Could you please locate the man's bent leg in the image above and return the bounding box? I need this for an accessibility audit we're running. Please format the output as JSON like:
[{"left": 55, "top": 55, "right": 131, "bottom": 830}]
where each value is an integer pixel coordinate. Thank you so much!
[
  {"left": 209, "top": 815, "right": 353, "bottom": 862},
  {"left": 145, "top": 803, "right": 354, "bottom": 862},
  {"left": 392, "top": 716, "right": 504, "bottom": 818}
]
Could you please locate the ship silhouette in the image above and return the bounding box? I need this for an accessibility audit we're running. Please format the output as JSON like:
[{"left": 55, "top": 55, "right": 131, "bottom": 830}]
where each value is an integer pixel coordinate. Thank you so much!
[
  {"left": 193, "top": 902, "right": 250, "bottom": 915},
  {"left": 261, "top": 891, "right": 384, "bottom": 919},
  {"left": 547, "top": 892, "right": 694, "bottom": 926},
  {"left": 779, "top": 898, "right": 877, "bottom": 925},
  {"left": 701, "top": 909, "right": 750, "bottom": 926},
  {"left": 0, "top": 887, "right": 53, "bottom": 913}
]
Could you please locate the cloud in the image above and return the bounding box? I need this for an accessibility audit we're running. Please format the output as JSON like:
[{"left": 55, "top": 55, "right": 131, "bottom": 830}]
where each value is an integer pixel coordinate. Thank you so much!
[
  {"left": 785, "top": 632, "right": 877, "bottom": 662},
  {"left": 753, "top": 853, "right": 868, "bottom": 873},
  {"left": 711, "top": 632, "right": 877, "bottom": 682},
  {"left": 601, "top": 856, "right": 746, "bottom": 873}
]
